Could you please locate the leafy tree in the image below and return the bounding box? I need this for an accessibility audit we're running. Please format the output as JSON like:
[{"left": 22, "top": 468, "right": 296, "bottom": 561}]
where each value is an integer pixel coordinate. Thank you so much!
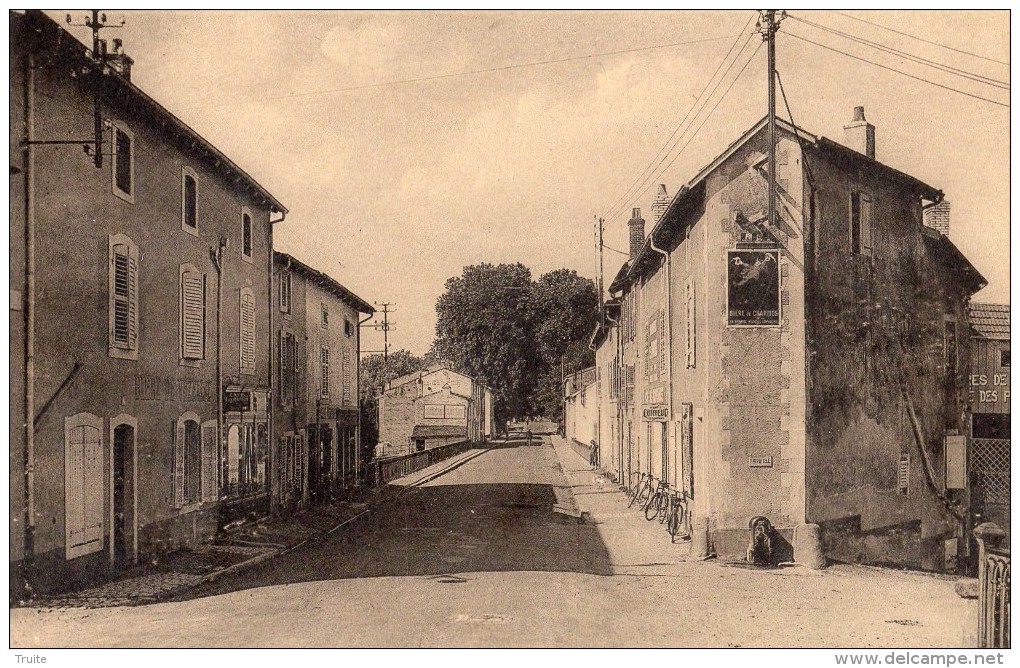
[
  {"left": 359, "top": 350, "right": 424, "bottom": 453},
  {"left": 431, "top": 263, "right": 538, "bottom": 423}
]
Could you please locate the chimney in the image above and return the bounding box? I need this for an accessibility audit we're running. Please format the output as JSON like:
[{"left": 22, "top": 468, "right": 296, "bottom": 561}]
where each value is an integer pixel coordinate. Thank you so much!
[
  {"left": 924, "top": 200, "right": 951, "bottom": 237},
  {"left": 651, "top": 184, "right": 670, "bottom": 224},
  {"left": 843, "top": 106, "right": 875, "bottom": 160},
  {"left": 628, "top": 208, "right": 645, "bottom": 260}
]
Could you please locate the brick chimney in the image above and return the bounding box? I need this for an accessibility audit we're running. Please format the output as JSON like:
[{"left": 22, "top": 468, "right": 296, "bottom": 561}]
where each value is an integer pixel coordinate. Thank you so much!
[
  {"left": 628, "top": 208, "right": 645, "bottom": 260},
  {"left": 651, "top": 184, "right": 670, "bottom": 224},
  {"left": 843, "top": 106, "right": 875, "bottom": 159},
  {"left": 924, "top": 200, "right": 951, "bottom": 236}
]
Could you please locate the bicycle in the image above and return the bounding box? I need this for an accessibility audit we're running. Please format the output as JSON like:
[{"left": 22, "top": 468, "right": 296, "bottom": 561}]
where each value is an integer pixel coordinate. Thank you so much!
[
  {"left": 665, "top": 488, "right": 691, "bottom": 542},
  {"left": 627, "top": 472, "right": 652, "bottom": 508},
  {"left": 644, "top": 480, "right": 669, "bottom": 522}
]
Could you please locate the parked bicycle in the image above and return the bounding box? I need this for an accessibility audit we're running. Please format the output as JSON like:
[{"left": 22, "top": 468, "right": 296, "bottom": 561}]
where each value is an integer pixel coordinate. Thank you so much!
[
  {"left": 627, "top": 472, "right": 653, "bottom": 508},
  {"left": 665, "top": 488, "right": 691, "bottom": 542},
  {"left": 644, "top": 480, "right": 670, "bottom": 522}
]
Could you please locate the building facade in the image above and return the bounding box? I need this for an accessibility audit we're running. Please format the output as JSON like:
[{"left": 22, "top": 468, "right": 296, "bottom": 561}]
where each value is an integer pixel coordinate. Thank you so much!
[
  {"left": 966, "top": 302, "right": 1010, "bottom": 549},
  {"left": 592, "top": 109, "right": 985, "bottom": 571},
  {"left": 378, "top": 366, "right": 494, "bottom": 454},
  {"left": 563, "top": 367, "right": 598, "bottom": 450},
  {"left": 273, "top": 252, "right": 373, "bottom": 511},
  {"left": 10, "top": 11, "right": 287, "bottom": 594}
]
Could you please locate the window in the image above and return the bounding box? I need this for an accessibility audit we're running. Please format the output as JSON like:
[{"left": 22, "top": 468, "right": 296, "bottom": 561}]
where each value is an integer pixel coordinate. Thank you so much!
[
  {"left": 342, "top": 350, "right": 352, "bottom": 405},
  {"left": 320, "top": 347, "right": 330, "bottom": 398},
  {"left": 850, "top": 190, "right": 873, "bottom": 256},
  {"left": 685, "top": 278, "right": 696, "bottom": 368},
  {"left": 173, "top": 413, "right": 214, "bottom": 507},
  {"left": 279, "top": 271, "right": 291, "bottom": 313},
  {"left": 111, "top": 122, "right": 134, "bottom": 203},
  {"left": 180, "top": 264, "right": 206, "bottom": 363},
  {"left": 321, "top": 303, "right": 329, "bottom": 329},
  {"left": 181, "top": 167, "right": 198, "bottom": 234},
  {"left": 239, "top": 288, "right": 256, "bottom": 375},
  {"left": 344, "top": 317, "right": 353, "bottom": 338},
  {"left": 241, "top": 210, "right": 253, "bottom": 261},
  {"left": 280, "top": 330, "right": 297, "bottom": 407},
  {"left": 1001, "top": 350, "right": 1010, "bottom": 368},
  {"left": 109, "top": 234, "right": 139, "bottom": 360},
  {"left": 65, "top": 412, "right": 104, "bottom": 559}
]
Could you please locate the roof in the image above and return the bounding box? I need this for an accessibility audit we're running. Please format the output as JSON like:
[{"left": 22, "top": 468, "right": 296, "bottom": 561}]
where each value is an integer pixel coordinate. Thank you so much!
[
  {"left": 411, "top": 425, "right": 467, "bottom": 439},
  {"left": 275, "top": 252, "right": 373, "bottom": 314},
  {"left": 16, "top": 11, "right": 286, "bottom": 214},
  {"left": 619, "top": 115, "right": 945, "bottom": 290},
  {"left": 968, "top": 302, "right": 1010, "bottom": 340},
  {"left": 920, "top": 229, "right": 987, "bottom": 296}
]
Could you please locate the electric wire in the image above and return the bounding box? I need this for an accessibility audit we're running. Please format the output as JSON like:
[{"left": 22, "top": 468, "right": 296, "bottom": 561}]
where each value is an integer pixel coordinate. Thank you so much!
[
  {"left": 787, "top": 13, "right": 1008, "bottom": 90},
  {"left": 603, "top": 30, "right": 760, "bottom": 224},
  {"left": 784, "top": 31, "right": 1009, "bottom": 108},
  {"left": 599, "top": 11, "right": 758, "bottom": 224},
  {"left": 831, "top": 9, "right": 1009, "bottom": 67},
  {"left": 182, "top": 32, "right": 754, "bottom": 111}
]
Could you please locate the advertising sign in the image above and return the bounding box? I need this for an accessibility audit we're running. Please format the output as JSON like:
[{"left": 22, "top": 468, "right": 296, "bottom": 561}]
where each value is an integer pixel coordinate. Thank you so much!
[{"left": 727, "top": 250, "right": 780, "bottom": 327}]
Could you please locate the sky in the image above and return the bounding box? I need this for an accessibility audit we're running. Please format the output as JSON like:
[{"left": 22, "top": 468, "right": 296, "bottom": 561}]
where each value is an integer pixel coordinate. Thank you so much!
[{"left": 52, "top": 10, "right": 1011, "bottom": 356}]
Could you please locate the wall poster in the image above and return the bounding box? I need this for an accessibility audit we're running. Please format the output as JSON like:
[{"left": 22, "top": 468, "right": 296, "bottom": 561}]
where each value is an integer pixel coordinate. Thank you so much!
[{"left": 727, "top": 249, "right": 780, "bottom": 327}]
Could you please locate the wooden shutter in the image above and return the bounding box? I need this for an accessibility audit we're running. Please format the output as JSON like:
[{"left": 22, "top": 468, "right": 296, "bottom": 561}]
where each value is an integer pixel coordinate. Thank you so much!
[
  {"left": 83, "top": 427, "right": 103, "bottom": 544},
  {"left": 658, "top": 310, "right": 666, "bottom": 376},
  {"left": 65, "top": 414, "right": 104, "bottom": 559},
  {"left": 860, "top": 193, "right": 873, "bottom": 256},
  {"left": 342, "top": 350, "right": 352, "bottom": 405},
  {"left": 174, "top": 420, "right": 186, "bottom": 508},
  {"left": 240, "top": 290, "right": 256, "bottom": 374},
  {"left": 280, "top": 273, "right": 290, "bottom": 313},
  {"left": 66, "top": 426, "right": 86, "bottom": 551},
  {"left": 321, "top": 347, "right": 330, "bottom": 397},
  {"left": 201, "top": 420, "right": 218, "bottom": 502},
  {"left": 686, "top": 278, "right": 696, "bottom": 369},
  {"left": 111, "top": 243, "right": 139, "bottom": 350},
  {"left": 181, "top": 271, "right": 205, "bottom": 359},
  {"left": 296, "top": 430, "right": 305, "bottom": 493}
]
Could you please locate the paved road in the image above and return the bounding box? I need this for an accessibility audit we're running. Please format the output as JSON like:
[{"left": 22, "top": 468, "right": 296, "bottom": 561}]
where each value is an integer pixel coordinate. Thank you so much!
[{"left": 11, "top": 438, "right": 977, "bottom": 648}]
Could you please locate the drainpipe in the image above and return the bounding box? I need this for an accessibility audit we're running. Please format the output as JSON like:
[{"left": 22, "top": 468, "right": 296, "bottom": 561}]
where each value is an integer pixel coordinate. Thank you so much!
[
  {"left": 22, "top": 54, "right": 37, "bottom": 579},
  {"left": 356, "top": 311, "right": 373, "bottom": 486},
  {"left": 648, "top": 234, "right": 673, "bottom": 483},
  {"left": 268, "top": 210, "right": 285, "bottom": 512},
  {"left": 606, "top": 311, "right": 622, "bottom": 482}
]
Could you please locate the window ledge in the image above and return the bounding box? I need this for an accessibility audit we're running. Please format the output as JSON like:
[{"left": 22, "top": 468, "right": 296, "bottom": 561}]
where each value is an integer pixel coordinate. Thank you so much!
[
  {"left": 109, "top": 346, "right": 138, "bottom": 361},
  {"left": 179, "top": 358, "right": 202, "bottom": 368},
  {"left": 181, "top": 224, "right": 199, "bottom": 238},
  {"left": 242, "top": 253, "right": 254, "bottom": 265},
  {"left": 113, "top": 186, "right": 134, "bottom": 205}
]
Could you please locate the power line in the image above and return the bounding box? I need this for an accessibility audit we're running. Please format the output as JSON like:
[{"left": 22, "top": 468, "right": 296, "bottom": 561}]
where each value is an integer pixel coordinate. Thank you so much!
[
  {"left": 784, "top": 31, "right": 1009, "bottom": 109},
  {"left": 600, "top": 12, "right": 758, "bottom": 223},
  {"left": 831, "top": 9, "right": 1009, "bottom": 67},
  {"left": 787, "top": 13, "right": 1008, "bottom": 90},
  {"left": 182, "top": 32, "right": 752, "bottom": 111}
]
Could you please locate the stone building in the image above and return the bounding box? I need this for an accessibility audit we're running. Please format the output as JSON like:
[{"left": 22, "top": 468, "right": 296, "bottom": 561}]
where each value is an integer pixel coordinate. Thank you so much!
[
  {"left": 272, "top": 252, "right": 373, "bottom": 511},
  {"left": 378, "top": 366, "right": 494, "bottom": 454},
  {"left": 965, "top": 302, "right": 1009, "bottom": 549},
  {"left": 591, "top": 108, "right": 986, "bottom": 570},
  {"left": 563, "top": 367, "right": 598, "bottom": 451},
  {"left": 10, "top": 11, "right": 287, "bottom": 593}
]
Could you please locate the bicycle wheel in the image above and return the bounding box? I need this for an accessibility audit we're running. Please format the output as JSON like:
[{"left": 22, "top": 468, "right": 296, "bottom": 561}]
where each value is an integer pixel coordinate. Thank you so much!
[
  {"left": 667, "top": 500, "right": 680, "bottom": 538},
  {"left": 627, "top": 478, "right": 644, "bottom": 507},
  {"left": 644, "top": 491, "right": 662, "bottom": 521}
]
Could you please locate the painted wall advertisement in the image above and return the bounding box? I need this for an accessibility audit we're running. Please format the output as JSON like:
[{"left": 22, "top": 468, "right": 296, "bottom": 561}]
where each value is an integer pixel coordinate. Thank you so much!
[{"left": 727, "top": 250, "right": 780, "bottom": 327}]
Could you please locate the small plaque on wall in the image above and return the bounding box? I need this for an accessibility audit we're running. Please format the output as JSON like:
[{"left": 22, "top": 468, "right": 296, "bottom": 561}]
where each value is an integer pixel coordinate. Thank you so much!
[{"left": 748, "top": 456, "right": 773, "bottom": 468}]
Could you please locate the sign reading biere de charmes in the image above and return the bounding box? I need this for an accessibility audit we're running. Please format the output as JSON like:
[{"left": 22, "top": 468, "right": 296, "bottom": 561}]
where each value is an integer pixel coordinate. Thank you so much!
[{"left": 727, "top": 250, "right": 780, "bottom": 327}]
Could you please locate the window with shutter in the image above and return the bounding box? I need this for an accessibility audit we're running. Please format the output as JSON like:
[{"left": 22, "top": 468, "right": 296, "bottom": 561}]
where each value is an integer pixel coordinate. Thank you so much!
[
  {"left": 342, "top": 350, "right": 352, "bottom": 405},
  {"left": 241, "top": 210, "right": 253, "bottom": 261},
  {"left": 321, "top": 347, "right": 330, "bottom": 398},
  {"left": 65, "top": 413, "right": 104, "bottom": 559},
  {"left": 109, "top": 235, "right": 139, "bottom": 359},
  {"left": 201, "top": 420, "right": 218, "bottom": 503},
  {"left": 279, "top": 272, "right": 291, "bottom": 313},
  {"left": 860, "top": 193, "right": 873, "bottom": 256},
  {"left": 180, "top": 266, "right": 206, "bottom": 362},
  {"left": 239, "top": 288, "right": 256, "bottom": 375},
  {"left": 111, "top": 121, "right": 134, "bottom": 203},
  {"left": 850, "top": 190, "right": 873, "bottom": 256}
]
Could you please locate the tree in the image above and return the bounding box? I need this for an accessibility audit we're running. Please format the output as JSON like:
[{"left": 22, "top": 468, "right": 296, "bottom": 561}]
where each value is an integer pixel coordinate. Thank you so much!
[
  {"left": 431, "top": 263, "right": 538, "bottom": 423},
  {"left": 430, "top": 263, "right": 599, "bottom": 425},
  {"left": 359, "top": 349, "right": 424, "bottom": 455}
]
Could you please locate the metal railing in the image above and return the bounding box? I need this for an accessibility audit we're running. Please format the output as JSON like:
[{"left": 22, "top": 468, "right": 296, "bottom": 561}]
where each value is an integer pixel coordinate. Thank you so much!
[
  {"left": 974, "top": 522, "right": 1011, "bottom": 648},
  {"left": 368, "top": 440, "right": 470, "bottom": 486}
]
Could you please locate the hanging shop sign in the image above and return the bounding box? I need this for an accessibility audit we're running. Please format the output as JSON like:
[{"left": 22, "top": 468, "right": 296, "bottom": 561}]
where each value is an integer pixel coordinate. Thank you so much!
[
  {"left": 223, "top": 388, "right": 252, "bottom": 413},
  {"left": 727, "top": 249, "right": 780, "bottom": 327},
  {"left": 642, "top": 405, "right": 669, "bottom": 421}
]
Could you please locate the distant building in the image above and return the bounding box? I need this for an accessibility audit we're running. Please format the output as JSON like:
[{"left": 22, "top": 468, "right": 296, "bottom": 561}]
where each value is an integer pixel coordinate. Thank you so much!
[
  {"left": 10, "top": 11, "right": 287, "bottom": 593},
  {"left": 563, "top": 367, "right": 597, "bottom": 451},
  {"left": 591, "top": 108, "right": 986, "bottom": 571},
  {"left": 966, "top": 302, "right": 1010, "bottom": 547},
  {"left": 273, "top": 252, "right": 373, "bottom": 511},
  {"left": 378, "top": 366, "right": 493, "bottom": 455}
]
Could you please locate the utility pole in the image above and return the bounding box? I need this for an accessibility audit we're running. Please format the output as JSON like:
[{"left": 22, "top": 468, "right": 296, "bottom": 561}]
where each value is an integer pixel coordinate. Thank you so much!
[
  {"left": 371, "top": 302, "right": 396, "bottom": 364},
  {"left": 758, "top": 10, "right": 785, "bottom": 231},
  {"left": 595, "top": 216, "right": 605, "bottom": 319}
]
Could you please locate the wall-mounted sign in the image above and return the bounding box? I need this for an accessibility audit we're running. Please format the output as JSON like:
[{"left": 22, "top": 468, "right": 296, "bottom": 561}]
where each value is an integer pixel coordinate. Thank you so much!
[
  {"left": 748, "top": 456, "right": 773, "bottom": 468},
  {"left": 643, "top": 386, "right": 665, "bottom": 406},
  {"left": 223, "top": 388, "right": 251, "bottom": 413},
  {"left": 727, "top": 250, "right": 780, "bottom": 327},
  {"left": 642, "top": 405, "right": 668, "bottom": 421}
]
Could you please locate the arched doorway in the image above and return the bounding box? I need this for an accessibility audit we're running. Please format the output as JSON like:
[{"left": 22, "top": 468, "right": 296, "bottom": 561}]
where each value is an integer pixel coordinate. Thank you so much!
[{"left": 111, "top": 419, "right": 136, "bottom": 568}]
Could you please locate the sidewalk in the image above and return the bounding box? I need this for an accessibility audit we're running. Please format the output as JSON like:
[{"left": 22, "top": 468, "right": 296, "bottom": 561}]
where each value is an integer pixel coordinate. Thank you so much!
[
  {"left": 30, "top": 446, "right": 489, "bottom": 610},
  {"left": 546, "top": 435, "right": 979, "bottom": 647}
]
